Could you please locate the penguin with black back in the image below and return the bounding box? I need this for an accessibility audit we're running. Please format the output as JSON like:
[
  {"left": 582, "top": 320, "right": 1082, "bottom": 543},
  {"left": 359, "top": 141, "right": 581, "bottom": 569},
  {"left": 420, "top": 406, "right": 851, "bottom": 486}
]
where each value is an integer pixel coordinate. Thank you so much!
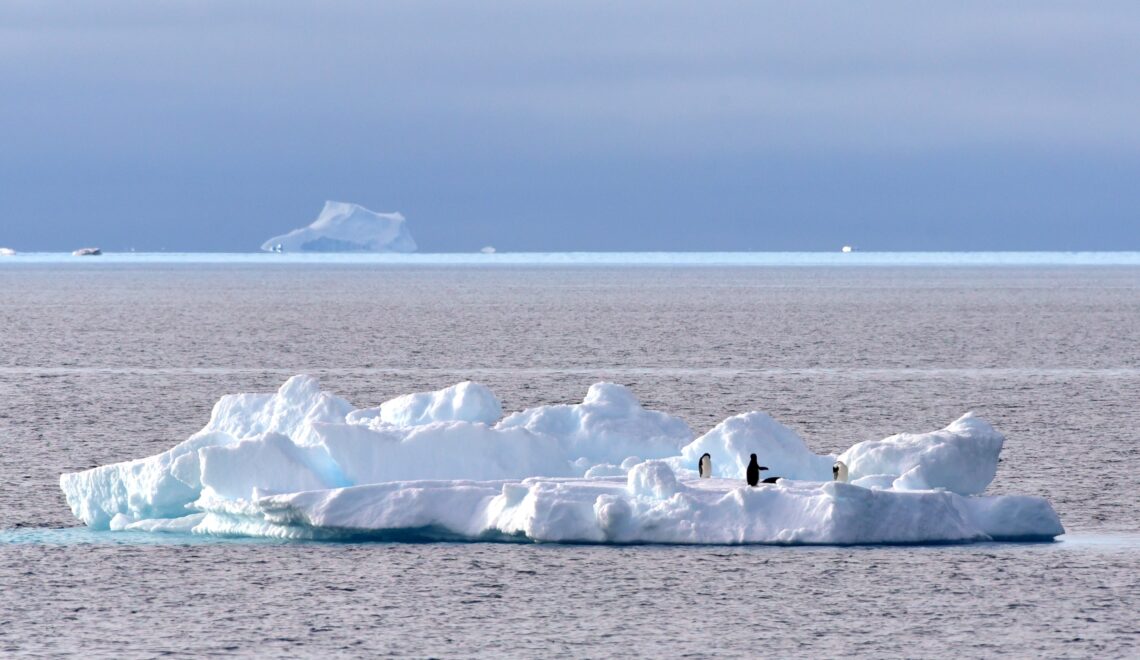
[
  {"left": 746, "top": 454, "right": 772, "bottom": 486},
  {"left": 746, "top": 454, "right": 782, "bottom": 485},
  {"left": 698, "top": 453, "right": 712, "bottom": 478}
]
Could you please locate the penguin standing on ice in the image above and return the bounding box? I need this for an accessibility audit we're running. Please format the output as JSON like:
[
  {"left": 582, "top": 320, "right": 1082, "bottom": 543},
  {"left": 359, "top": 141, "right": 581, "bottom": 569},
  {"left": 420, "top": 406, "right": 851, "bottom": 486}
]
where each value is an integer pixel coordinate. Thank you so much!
[
  {"left": 747, "top": 454, "right": 781, "bottom": 486},
  {"left": 832, "top": 460, "right": 849, "bottom": 483},
  {"left": 746, "top": 455, "right": 761, "bottom": 486},
  {"left": 746, "top": 454, "right": 772, "bottom": 486},
  {"left": 699, "top": 453, "right": 712, "bottom": 478}
]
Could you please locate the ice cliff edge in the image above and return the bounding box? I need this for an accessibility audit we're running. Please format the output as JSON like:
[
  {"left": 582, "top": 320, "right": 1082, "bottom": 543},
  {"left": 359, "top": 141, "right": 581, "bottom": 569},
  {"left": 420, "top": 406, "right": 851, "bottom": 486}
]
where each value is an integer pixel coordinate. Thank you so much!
[{"left": 261, "top": 201, "right": 417, "bottom": 253}]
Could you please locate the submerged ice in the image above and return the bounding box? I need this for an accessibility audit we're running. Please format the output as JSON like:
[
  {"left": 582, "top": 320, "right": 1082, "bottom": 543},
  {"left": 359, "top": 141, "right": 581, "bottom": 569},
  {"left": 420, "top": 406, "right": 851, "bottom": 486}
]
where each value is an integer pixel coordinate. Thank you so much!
[{"left": 59, "top": 376, "right": 1063, "bottom": 544}]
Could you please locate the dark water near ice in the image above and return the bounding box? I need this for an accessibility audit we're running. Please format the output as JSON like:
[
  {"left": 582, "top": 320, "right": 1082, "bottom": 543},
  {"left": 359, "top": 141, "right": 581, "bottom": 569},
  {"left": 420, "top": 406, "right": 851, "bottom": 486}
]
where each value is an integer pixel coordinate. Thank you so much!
[{"left": 1, "top": 263, "right": 1138, "bottom": 657}]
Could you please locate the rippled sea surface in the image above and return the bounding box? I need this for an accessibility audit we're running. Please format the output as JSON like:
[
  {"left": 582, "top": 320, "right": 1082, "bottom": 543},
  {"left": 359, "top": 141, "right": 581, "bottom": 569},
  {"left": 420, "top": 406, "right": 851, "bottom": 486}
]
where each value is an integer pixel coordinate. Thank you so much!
[{"left": 1, "top": 263, "right": 1138, "bottom": 657}]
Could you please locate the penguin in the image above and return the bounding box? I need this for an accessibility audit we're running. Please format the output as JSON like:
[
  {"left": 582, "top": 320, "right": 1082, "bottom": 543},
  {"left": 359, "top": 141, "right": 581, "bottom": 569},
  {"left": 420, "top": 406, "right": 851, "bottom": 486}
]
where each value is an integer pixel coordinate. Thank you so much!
[
  {"left": 698, "top": 453, "right": 712, "bottom": 478},
  {"left": 832, "top": 460, "right": 849, "bottom": 483},
  {"left": 746, "top": 454, "right": 772, "bottom": 487}
]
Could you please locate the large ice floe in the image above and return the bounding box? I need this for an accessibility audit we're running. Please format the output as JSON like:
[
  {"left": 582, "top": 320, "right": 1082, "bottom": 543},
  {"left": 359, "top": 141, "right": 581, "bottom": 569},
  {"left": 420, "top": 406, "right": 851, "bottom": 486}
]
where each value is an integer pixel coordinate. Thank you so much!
[
  {"left": 261, "top": 201, "right": 416, "bottom": 253},
  {"left": 60, "top": 376, "right": 1063, "bottom": 545}
]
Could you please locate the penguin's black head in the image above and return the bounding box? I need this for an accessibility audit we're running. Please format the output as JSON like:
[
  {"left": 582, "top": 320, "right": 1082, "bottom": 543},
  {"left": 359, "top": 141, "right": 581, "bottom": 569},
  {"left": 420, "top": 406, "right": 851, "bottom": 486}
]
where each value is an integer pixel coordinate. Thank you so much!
[
  {"left": 832, "top": 464, "right": 839, "bottom": 477},
  {"left": 750, "top": 453, "right": 757, "bottom": 462}
]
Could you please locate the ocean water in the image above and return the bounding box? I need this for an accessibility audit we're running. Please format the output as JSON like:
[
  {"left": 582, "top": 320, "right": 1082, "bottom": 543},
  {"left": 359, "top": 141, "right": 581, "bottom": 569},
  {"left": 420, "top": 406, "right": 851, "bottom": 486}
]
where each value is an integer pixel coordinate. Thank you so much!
[{"left": 1, "top": 259, "right": 1138, "bottom": 657}]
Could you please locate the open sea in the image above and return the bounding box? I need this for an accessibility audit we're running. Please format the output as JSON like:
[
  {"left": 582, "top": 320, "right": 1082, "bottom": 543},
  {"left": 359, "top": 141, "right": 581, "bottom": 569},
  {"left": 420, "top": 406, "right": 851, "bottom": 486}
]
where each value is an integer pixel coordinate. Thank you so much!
[{"left": 1, "top": 254, "right": 1138, "bottom": 657}]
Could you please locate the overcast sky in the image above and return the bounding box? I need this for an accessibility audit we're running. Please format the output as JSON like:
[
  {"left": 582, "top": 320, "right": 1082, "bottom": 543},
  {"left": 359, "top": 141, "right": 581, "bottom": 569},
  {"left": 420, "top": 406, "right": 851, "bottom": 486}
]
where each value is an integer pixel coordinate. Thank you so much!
[{"left": 2, "top": 1, "right": 1139, "bottom": 251}]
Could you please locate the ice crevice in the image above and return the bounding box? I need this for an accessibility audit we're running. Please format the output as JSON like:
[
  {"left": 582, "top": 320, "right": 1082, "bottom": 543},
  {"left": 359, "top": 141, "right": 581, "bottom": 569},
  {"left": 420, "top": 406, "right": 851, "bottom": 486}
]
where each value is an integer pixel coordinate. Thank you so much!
[{"left": 60, "top": 375, "right": 1064, "bottom": 544}]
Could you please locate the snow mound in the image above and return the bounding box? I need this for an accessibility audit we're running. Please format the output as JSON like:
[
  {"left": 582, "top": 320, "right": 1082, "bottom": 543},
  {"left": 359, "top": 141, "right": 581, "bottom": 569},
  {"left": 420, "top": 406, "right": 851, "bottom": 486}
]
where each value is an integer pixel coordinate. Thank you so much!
[
  {"left": 839, "top": 413, "right": 1003, "bottom": 494},
  {"left": 261, "top": 201, "right": 417, "bottom": 253},
  {"left": 627, "top": 460, "right": 680, "bottom": 499},
  {"left": 202, "top": 374, "right": 354, "bottom": 442},
  {"left": 677, "top": 411, "right": 835, "bottom": 480},
  {"left": 60, "top": 376, "right": 1064, "bottom": 545},
  {"left": 347, "top": 381, "right": 501, "bottom": 427},
  {"left": 496, "top": 383, "right": 694, "bottom": 465}
]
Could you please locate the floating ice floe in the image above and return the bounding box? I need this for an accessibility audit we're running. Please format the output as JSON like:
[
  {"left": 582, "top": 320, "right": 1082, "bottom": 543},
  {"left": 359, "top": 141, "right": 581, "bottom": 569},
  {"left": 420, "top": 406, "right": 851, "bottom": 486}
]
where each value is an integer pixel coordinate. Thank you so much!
[
  {"left": 261, "top": 201, "right": 417, "bottom": 253},
  {"left": 59, "top": 376, "right": 1063, "bottom": 544}
]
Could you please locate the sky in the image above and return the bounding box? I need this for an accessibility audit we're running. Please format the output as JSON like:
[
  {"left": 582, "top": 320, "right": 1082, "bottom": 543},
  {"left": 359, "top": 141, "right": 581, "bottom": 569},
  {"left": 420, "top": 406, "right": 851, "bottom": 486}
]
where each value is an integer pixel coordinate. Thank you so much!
[{"left": 2, "top": 1, "right": 1139, "bottom": 252}]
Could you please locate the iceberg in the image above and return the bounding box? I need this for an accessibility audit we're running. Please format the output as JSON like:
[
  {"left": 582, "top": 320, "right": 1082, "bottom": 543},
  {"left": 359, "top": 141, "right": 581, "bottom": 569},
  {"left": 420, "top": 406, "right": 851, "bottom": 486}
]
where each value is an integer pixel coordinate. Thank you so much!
[
  {"left": 0, "top": 247, "right": 15, "bottom": 256},
  {"left": 261, "top": 201, "right": 417, "bottom": 253},
  {"left": 59, "top": 377, "right": 1064, "bottom": 544}
]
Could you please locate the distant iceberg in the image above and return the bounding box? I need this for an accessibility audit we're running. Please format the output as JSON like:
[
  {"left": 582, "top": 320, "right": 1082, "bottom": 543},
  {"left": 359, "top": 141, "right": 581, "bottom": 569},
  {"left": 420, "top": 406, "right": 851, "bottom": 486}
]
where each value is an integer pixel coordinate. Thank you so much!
[
  {"left": 261, "top": 201, "right": 417, "bottom": 253},
  {"left": 0, "top": 247, "right": 15, "bottom": 256},
  {"left": 59, "top": 376, "right": 1064, "bottom": 545}
]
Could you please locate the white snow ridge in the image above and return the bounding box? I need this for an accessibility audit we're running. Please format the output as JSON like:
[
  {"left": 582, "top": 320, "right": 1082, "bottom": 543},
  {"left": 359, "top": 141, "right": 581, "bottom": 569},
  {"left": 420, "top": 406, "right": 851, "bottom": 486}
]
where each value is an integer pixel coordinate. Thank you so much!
[
  {"left": 261, "top": 201, "right": 417, "bottom": 253},
  {"left": 59, "top": 377, "right": 1064, "bottom": 545}
]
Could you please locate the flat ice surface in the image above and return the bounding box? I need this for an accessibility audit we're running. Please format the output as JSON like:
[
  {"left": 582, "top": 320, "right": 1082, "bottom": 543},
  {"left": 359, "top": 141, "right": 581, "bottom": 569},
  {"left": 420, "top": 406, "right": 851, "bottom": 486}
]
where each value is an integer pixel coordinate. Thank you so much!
[
  {"left": 60, "top": 376, "right": 1063, "bottom": 544},
  {"left": 4, "top": 251, "right": 1140, "bottom": 266}
]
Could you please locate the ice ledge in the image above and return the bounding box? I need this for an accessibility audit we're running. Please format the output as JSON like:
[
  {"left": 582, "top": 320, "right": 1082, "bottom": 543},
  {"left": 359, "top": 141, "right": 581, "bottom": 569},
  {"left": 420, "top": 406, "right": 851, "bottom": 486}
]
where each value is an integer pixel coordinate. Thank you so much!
[{"left": 112, "top": 477, "right": 1063, "bottom": 545}]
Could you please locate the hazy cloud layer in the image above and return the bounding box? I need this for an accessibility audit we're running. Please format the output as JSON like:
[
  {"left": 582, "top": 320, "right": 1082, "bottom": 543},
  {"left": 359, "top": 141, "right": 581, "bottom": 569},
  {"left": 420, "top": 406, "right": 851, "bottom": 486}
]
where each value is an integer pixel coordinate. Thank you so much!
[{"left": 2, "top": 1, "right": 1138, "bottom": 250}]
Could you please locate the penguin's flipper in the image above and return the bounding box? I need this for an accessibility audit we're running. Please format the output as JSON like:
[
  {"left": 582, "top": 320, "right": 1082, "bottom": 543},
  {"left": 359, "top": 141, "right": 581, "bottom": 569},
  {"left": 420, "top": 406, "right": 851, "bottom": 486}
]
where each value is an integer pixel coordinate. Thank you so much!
[{"left": 761, "top": 476, "right": 781, "bottom": 484}]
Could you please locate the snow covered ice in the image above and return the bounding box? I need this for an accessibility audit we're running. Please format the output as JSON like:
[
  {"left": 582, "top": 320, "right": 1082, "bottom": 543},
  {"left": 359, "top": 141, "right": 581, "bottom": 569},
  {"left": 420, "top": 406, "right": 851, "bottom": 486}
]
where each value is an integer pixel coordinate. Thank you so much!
[
  {"left": 59, "top": 376, "right": 1064, "bottom": 544},
  {"left": 261, "top": 201, "right": 417, "bottom": 253}
]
